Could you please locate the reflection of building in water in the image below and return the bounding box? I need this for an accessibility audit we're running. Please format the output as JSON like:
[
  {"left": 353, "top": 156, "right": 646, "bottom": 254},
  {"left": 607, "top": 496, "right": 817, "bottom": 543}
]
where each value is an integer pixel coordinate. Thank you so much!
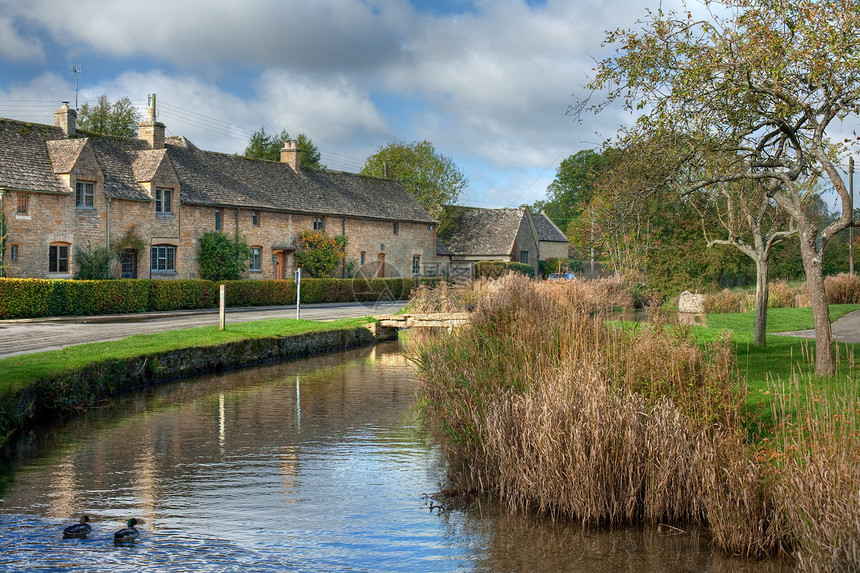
[
  {"left": 280, "top": 446, "right": 299, "bottom": 500},
  {"left": 6, "top": 342, "right": 417, "bottom": 522}
]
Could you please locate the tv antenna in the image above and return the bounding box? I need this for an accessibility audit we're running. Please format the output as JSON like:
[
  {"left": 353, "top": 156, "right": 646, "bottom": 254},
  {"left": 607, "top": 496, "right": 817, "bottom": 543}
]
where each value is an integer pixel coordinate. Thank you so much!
[{"left": 69, "top": 65, "right": 82, "bottom": 110}]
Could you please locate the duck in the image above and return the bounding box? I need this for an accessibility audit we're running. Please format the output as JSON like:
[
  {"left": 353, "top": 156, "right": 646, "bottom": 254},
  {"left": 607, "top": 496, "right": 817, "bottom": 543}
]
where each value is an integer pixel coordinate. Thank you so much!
[
  {"left": 113, "top": 518, "right": 140, "bottom": 544},
  {"left": 63, "top": 515, "right": 92, "bottom": 538}
]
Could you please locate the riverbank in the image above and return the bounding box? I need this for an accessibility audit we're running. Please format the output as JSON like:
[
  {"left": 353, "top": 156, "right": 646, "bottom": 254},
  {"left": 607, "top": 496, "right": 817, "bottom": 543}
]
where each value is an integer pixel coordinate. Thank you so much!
[
  {"left": 0, "top": 316, "right": 386, "bottom": 448},
  {"left": 413, "top": 275, "right": 860, "bottom": 569}
]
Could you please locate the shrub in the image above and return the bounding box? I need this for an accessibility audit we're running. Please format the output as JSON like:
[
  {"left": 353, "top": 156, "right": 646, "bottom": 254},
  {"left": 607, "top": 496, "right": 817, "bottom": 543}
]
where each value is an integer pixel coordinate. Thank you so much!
[
  {"left": 74, "top": 243, "right": 114, "bottom": 280},
  {"left": 147, "top": 279, "right": 217, "bottom": 311},
  {"left": 294, "top": 231, "right": 346, "bottom": 278},
  {"left": 197, "top": 231, "right": 250, "bottom": 281}
]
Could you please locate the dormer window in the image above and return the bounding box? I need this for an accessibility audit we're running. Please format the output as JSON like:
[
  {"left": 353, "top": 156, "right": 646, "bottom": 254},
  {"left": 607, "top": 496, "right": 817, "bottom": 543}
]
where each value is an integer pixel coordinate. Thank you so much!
[
  {"left": 75, "top": 181, "right": 94, "bottom": 209},
  {"left": 155, "top": 187, "right": 173, "bottom": 213}
]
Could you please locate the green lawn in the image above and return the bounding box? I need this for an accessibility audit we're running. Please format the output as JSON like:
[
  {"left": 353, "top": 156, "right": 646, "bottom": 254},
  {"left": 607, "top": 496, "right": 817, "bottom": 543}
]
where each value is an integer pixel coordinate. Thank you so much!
[
  {"left": 688, "top": 304, "right": 860, "bottom": 433},
  {"left": 0, "top": 316, "right": 374, "bottom": 397}
]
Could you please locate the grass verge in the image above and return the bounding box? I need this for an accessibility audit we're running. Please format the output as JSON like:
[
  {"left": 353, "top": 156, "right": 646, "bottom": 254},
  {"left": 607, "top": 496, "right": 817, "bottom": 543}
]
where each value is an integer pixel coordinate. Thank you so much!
[{"left": 0, "top": 316, "right": 374, "bottom": 398}]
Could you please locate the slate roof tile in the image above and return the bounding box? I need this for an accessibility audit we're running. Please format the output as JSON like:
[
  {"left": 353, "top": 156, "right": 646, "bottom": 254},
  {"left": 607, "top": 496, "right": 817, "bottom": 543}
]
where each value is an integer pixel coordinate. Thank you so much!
[
  {"left": 534, "top": 212, "right": 568, "bottom": 242},
  {"left": 440, "top": 206, "right": 526, "bottom": 256},
  {"left": 0, "top": 117, "right": 435, "bottom": 223},
  {"left": 0, "top": 119, "right": 69, "bottom": 193}
]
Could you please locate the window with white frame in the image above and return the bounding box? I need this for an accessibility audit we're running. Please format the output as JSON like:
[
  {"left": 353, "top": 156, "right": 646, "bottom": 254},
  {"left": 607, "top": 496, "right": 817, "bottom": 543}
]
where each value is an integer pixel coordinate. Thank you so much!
[
  {"left": 412, "top": 255, "right": 420, "bottom": 275},
  {"left": 249, "top": 247, "right": 262, "bottom": 272},
  {"left": 49, "top": 243, "right": 70, "bottom": 273},
  {"left": 313, "top": 217, "right": 325, "bottom": 231},
  {"left": 155, "top": 187, "right": 173, "bottom": 213},
  {"left": 150, "top": 244, "right": 176, "bottom": 272},
  {"left": 252, "top": 211, "right": 259, "bottom": 227},
  {"left": 75, "top": 181, "right": 94, "bottom": 209}
]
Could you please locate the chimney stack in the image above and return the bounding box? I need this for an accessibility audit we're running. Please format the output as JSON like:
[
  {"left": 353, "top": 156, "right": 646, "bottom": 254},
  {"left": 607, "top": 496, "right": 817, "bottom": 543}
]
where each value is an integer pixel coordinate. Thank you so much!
[
  {"left": 54, "top": 103, "right": 77, "bottom": 137},
  {"left": 137, "top": 93, "right": 166, "bottom": 149},
  {"left": 280, "top": 139, "right": 301, "bottom": 172}
]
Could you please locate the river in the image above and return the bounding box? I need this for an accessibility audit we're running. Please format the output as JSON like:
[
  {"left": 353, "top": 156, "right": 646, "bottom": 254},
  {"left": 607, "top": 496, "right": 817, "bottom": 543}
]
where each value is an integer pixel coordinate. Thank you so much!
[{"left": 0, "top": 335, "right": 789, "bottom": 572}]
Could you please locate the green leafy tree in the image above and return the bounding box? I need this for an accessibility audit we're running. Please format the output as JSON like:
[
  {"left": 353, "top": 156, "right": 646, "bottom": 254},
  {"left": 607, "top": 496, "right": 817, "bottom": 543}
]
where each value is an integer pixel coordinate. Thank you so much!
[
  {"left": 77, "top": 95, "right": 142, "bottom": 137},
  {"left": 243, "top": 127, "right": 324, "bottom": 168},
  {"left": 534, "top": 149, "right": 613, "bottom": 230},
  {"left": 74, "top": 243, "right": 114, "bottom": 279},
  {"left": 197, "top": 231, "right": 251, "bottom": 281},
  {"left": 360, "top": 140, "right": 467, "bottom": 232},
  {"left": 579, "top": 0, "right": 860, "bottom": 374},
  {"left": 294, "top": 230, "right": 346, "bottom": 278}
]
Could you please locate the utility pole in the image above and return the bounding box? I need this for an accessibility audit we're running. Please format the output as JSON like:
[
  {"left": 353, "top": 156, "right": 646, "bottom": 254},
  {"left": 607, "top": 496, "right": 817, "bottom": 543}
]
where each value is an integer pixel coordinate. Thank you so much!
[{"left": 850, "top": 156, "right": 855, "bottom": 275}]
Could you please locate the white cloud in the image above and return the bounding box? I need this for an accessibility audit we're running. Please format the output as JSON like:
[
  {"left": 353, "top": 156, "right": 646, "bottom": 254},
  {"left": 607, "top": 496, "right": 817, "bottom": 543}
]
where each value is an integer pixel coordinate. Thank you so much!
[
  {"left": 0, "top": 16, "right": 44, "bottom": 63},
  {"left": 0, "top": 0, "right": 697, "bottom": 206}
]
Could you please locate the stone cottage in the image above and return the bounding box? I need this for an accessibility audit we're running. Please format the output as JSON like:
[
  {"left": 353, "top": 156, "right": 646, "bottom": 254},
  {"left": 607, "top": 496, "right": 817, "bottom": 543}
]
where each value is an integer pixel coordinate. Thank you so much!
[
  {"left": 534, "top": 211, "right": 570, "bottom": 262},
  {"left": 0, "top": 101, "right": 439, "bottom": 281},
  {"left": 439, "top": 205, "right": 541, "bottom": 269}
]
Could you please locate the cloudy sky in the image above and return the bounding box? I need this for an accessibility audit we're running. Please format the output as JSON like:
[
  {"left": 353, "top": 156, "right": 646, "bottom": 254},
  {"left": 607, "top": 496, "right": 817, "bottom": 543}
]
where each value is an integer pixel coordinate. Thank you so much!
[{"left": 0, "top": 0, "right": 674, "bottom": 209}]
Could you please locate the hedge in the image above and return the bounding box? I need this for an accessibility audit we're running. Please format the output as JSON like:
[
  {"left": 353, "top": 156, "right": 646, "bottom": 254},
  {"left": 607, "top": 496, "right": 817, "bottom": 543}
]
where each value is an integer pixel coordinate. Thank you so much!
[
  {"left": 475, "top": 260, "right": 536, "bottom": 279},
  {"left": 0, "top": 277, "right": 444, "bottom": 319}
]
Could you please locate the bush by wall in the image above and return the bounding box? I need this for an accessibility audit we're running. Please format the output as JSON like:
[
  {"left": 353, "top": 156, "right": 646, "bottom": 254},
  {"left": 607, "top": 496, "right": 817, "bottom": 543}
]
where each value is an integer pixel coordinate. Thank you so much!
[
  {"left": 475, "top": 260, "right": 536, "bottom": 279},
  {"left": 0, "top": 277, "right": 443, "bottom": 319}
]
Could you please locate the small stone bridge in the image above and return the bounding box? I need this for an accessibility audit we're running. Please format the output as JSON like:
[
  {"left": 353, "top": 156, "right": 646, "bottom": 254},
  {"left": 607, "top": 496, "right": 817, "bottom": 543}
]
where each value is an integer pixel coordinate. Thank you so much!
[{"left": 375, "top": 313, "right": 471, "bottom": 329}]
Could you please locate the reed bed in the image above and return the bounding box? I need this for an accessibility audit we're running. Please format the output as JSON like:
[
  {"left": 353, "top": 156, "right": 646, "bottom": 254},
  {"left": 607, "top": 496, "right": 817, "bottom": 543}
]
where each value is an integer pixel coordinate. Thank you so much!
[{"left": 412, "top": 274, "right": 860, "bottom": 568}]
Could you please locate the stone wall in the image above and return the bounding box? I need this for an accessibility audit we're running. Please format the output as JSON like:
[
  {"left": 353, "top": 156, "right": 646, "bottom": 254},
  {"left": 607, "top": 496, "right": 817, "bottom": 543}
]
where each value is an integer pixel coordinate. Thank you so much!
[
  {"left": 678, "top": 291, "right": 706, "bottom": 313},
  {"left": 0, "top": 326, "right": 380, "bottom": 448}
]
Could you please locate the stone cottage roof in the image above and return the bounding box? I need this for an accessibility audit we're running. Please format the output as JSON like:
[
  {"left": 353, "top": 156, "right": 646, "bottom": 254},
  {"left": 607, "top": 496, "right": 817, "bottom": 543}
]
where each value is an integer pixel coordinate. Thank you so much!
[
  {"left": 0, "top": 117, "right": 435, "bottom": 223},
  {"left": 439, "top": 206, "right": 527, "bottom": 256},
  {"left": 534, "top": 212, "right": 568, "bottom": 243},
  {"left": 0, "top": 119, "right": 69, "bottom": 194},
  {"left": 165, "top": 145, "right": 435, "bottom": 223},
  {"left": 436, "top": 237, "right": 453, "bottom": 257}
]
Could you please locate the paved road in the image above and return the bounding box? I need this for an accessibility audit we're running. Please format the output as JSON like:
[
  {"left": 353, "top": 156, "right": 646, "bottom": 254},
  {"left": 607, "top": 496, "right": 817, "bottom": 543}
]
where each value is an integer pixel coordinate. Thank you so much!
[
  {"left": 0, "top": 301, "right": 406, "bottom": 359},
  {"left": 774, "top": 309, "right": 860, "bottom": 343}
]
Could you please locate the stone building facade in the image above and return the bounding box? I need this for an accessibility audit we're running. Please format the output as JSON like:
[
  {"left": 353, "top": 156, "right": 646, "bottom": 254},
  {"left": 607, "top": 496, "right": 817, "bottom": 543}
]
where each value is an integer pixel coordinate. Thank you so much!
[
  {"left": 439, "top": 205, "right": 542, "bottom": 267},
  {"left": 0, "top": 102, "right": 440, "bottom": 281}
]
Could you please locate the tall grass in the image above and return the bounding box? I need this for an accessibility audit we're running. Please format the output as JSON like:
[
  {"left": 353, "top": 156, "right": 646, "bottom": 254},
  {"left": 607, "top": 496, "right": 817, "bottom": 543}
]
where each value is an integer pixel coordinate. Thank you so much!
[
  {"left": 413, "top": 275, "right": 860, "bottom": 566},
  {"left": 413, "top": 276, "right": 741, "bottom": 528}
]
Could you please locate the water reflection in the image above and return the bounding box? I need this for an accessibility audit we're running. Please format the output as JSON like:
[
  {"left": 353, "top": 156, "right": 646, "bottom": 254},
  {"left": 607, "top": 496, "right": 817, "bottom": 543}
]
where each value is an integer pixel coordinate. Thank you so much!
[{"left": 0, "top": 337, "right": 787, "bottom": 572}]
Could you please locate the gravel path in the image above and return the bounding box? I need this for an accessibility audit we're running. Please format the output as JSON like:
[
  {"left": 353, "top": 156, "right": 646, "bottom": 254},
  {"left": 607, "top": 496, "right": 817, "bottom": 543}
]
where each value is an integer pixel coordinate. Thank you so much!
[{"left": 773, "top": 309, "right": 860, "bottom": 344}]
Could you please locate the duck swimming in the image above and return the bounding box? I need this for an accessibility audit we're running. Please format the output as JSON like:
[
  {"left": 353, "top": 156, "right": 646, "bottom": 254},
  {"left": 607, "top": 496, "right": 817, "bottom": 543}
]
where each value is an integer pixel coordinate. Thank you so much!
[
  {"left": 63, "top": 515, "right": 92, "bottom": 538},
  {"left": 113, "top": 518, "right": 140, "bottom": 544}
]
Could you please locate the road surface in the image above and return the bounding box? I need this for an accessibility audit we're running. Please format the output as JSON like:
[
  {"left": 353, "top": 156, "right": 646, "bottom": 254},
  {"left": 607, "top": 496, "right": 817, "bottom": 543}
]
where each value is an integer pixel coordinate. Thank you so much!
[{"left": 0, "top": 301, "right": 406, "bottom": 359}]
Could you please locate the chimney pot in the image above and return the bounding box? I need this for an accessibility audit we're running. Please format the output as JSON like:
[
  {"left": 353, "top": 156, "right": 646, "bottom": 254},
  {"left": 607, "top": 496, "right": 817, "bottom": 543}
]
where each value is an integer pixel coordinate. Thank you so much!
[
  {"left": 138, "top": 93, "right": 165, "bottom": 149},
  {"left": 280, "top": 139, "right": 301, "bottom": 172}
]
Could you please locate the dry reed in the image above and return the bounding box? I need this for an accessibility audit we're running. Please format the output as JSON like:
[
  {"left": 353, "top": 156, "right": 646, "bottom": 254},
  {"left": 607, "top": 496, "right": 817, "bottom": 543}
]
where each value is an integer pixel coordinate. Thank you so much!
[
  {"left": 412, "top": 275, "right": 860, "bottom": 566},
  {"left": 413, "top": 274, "right": 741, "bottom": 527}
]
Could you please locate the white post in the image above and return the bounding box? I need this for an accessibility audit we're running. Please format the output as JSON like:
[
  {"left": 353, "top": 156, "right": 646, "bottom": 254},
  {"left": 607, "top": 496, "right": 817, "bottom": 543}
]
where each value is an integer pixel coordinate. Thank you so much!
[
  {"left": 219, "top": 283, "right": 226, "bottom": 330},
  {"left": 295, "top": 268, "right": 302, "bottom": 320}
]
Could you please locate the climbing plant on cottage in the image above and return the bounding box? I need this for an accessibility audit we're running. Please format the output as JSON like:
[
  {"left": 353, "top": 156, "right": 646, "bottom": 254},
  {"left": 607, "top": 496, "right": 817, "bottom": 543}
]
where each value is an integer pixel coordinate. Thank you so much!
[
  {"left": 197, "top": 231, "right": 251, "bottom": 282},
  {"left": 294, "top": 230, "right": 347, "bottom": 278}
]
